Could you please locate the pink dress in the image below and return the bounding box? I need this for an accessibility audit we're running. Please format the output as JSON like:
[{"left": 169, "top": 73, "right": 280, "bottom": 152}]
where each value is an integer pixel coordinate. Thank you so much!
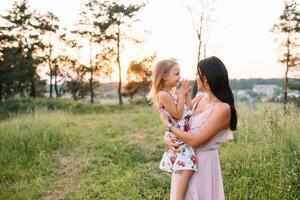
[{"left": 170, "top": 106, "right": 234, "bottom": 200}]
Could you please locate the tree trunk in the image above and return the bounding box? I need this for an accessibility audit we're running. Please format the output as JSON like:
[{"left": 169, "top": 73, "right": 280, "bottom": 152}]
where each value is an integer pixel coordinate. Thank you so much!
[
  {"left": 192, "top": 16, "right": 204, "bottom": 98},
  {"left": 284, "top": 36, "right": 290, "bottom": 112},
  {"left": 58, "top": 81, "right": 65, "bottom": 97},
  {"left": 197, "top": 15, "right": 203, "bottom": 63},
  {"left": 90, "top": 70, "right": 94, "bottom": 104},
  {"left": 0, "top": 80, "right": 2, "bottom": 101},
  {"left": 284, "top": 67, "right": 288, "bottom": 105},
  {"left": 30, "top": 78, "right": 36, "bottom": 98},
  {"left": 48, "top": 40, "right": 53, "bottom": 98},
  {"left": 89, "top": 39, "right": 94, "bottom": 104},
  {"left": 49, "top": 75, "right": 53, "bottom": 98},
  {"left": 54, "top": 74, "right": 59, "bottom": 98},
  {"left": 117, "top": 23, "right": 123, "bottom": 105}
]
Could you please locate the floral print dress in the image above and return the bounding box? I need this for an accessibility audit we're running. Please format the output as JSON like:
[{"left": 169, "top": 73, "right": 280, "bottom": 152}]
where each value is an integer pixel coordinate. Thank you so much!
[{"left": 159, "top": 92, "right": 198, "bottom": 173}]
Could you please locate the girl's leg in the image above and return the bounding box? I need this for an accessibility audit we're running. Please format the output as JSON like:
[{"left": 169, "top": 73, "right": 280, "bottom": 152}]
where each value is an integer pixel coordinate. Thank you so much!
[{"left": 175, "top": 170, "right": 193, "bottom": 200}]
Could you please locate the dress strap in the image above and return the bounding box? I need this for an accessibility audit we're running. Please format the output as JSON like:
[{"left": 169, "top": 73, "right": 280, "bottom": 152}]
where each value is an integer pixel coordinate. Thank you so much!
[
  {"left": 191, "top": 95, "right": 203, "bottom": 112},
  {"left": 167, "top": 91, "right": 177, "bottom": 100},
  {"left": 157, "top": 90, "right": 177, "bottom": 109}
]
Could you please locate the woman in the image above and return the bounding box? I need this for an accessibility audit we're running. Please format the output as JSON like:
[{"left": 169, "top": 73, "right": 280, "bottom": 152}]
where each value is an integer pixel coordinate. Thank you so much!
[{"left": 160, "top": 56, "right": 237, "bottom": 200}]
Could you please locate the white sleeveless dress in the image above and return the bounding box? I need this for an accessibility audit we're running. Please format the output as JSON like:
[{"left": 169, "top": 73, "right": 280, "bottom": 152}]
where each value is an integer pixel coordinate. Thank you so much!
[{"left": 159, "top": 92, "right": 198, "bottom": 172}]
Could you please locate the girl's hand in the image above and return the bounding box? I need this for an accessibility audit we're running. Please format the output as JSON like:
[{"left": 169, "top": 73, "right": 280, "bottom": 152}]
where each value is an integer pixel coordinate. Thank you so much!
[
  {"left": 182, "top": 79, "right": 190, "bottom": 96},
  {"left": 164, "top": 135, "right": 179, "bottom": 152},
  {"left": 178, "top": 79, "right": 190, "bottom": 96},
  {"left": 177, "top": 86, "right": 185, "bottom": 97}
]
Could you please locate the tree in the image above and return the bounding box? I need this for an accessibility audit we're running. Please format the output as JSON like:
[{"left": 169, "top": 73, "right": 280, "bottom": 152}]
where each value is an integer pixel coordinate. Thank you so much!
[
  {"left": 74, "top": 0, "right": 112, "bottom": 103},
  {"left": 0, "top": 47, "right": 23, "bottom": 100},
  {"left": 92, "top": 48, "right": 114, "bottom": 81},
  {"left": 123, "top": 54, "right": 155, "bottom": 100},
  {"left": 0, "top": 0, "right": 56, "bottom": 99},
  {"left": 107, "top": 1, "right": 145, "bottom": 105},
  {"left": 271, "top": 0, "right": 300, "bottom": 110},
  {"left": 40, "top": 12, "right": 60, "bottom": 98},
  {"left": 66, "top": 62, "right": 90, "bottom": 101},
  {"left": 53, "top": 55, "right": 88, "bottom": 101},
  {"left": 187, "top": 0, "right": 216, "bottom": 97},
  {"left": 50, "top": 29, "right": 83, "bottom": 98}
]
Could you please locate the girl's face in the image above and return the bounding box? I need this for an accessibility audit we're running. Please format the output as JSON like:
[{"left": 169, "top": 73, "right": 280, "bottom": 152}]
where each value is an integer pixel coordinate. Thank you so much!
[{"left": 165, "top": 65, "right": 180, "bottom": 88}]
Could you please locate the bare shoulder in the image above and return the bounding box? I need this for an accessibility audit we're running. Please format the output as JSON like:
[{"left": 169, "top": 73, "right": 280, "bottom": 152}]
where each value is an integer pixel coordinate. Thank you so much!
[
  {"left": 214, "top": 102, "right": 231, "bottom": 117},
  {"left": 158, "top": 91, "right": 171, "bottom": 99},
  {"left": 158, "top": 91, "right": 173, "bottom": 104}
]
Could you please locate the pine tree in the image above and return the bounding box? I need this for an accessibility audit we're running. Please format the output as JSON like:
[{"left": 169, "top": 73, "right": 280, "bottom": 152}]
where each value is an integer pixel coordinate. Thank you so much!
[{"left": 272, "top": 0, "right": 300, "bottom": 109}]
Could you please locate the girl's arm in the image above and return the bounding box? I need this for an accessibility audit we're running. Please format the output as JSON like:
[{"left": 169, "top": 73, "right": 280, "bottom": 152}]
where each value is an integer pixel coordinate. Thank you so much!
[
  {"left": 160, "top": 103, "right": 231, "bottom": 149},
  {"left": 158, "top": 90, "right": 185, "bottom": 119},
  {"left": 185, "top": 93, "right": 193, "bottom": 110},
  {"left": 182, "top": 80, "right": 193, "bottom": 110}
]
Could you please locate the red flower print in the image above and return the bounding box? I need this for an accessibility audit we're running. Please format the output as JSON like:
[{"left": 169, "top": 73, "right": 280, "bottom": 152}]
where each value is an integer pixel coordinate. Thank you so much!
[
  {"left": 191, "top": 156, "right": 197, "bottom": 164},
  {"left": 184, "top": 123, "right": 190, "bottom": 132},
  {"left": 176, "top": 161, "right": 186, "bottom": 167},
  {"left": 170, "top": 157, "right": 176, "bottom": 164}
]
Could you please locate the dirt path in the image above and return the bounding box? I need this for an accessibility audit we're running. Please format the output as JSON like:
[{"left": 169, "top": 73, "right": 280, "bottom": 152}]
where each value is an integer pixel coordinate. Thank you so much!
[{"left": 41, "top": 152, "right": 80, "bottom": 200}]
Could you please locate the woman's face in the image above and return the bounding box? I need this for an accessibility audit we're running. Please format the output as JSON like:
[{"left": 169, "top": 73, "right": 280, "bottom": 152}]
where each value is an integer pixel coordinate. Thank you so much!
[{"left": 196, "top": 71, "right": 204, "bottom": 91}]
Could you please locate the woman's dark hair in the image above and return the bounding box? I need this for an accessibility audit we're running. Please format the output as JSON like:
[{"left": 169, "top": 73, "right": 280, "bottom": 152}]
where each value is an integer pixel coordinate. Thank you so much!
[{"left": 197, "top": 56, "right": 237, "bottom": 130}]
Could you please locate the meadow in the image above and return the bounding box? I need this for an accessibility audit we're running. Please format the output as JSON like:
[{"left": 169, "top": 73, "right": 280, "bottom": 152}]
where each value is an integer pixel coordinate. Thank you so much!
[{"left": 0, "top": 99, "right": 299, "bottom": 200}]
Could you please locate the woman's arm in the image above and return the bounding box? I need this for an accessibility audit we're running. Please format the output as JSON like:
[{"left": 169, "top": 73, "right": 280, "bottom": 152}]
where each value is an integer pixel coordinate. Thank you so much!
[
  {"left": 163, "top": 134, "right": 179, "bottom": 152},
  {"left": 161, "top": 103, "right": 231, "bottom": 149}
]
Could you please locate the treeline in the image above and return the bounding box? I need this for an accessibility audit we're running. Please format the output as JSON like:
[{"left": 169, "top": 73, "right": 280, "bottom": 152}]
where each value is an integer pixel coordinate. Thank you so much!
[
  {"left": 229, "top": 78, "right": 283, "bottom": 90},
  {"left": 229, "top": 78, "right": 300, "bottom": 90},
  {"left": 0, "top": 0, "right": 152, "bottom": 104}
]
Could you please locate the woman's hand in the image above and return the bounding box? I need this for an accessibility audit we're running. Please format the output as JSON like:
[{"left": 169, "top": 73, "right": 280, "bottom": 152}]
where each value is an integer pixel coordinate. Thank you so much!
[
  {"left": 159, "top": 108, "right": 170, "bottom": 128},
  {"left": 159, "top": 109, "right": 179, "bottom": 152}
]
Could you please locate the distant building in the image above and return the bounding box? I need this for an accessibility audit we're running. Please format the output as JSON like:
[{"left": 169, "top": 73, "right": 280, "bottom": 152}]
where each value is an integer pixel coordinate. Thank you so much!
[
  {"left": 234, "top": 89, "right": 255, "bottom": 102},
  {"left": 288, "top": 90, "right": 300, "bottom": 98},
  {"left": 253, "top": 84, "right": 279, "bottom": 96}
]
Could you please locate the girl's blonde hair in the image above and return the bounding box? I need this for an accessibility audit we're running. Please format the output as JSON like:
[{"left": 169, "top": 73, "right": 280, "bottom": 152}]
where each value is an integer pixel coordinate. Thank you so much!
[{"left": 148, "top": 59, "right": 178, "bottom": 106}]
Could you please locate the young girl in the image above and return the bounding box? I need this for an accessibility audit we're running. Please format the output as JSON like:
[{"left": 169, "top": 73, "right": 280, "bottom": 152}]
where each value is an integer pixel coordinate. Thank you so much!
[{"left": 148, "top": 59, "right": 198, "bottom": 200}]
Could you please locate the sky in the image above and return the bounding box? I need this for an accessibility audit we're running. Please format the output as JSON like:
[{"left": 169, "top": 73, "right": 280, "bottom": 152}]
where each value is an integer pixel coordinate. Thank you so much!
[{"left": 0, "top": 0, "right": 286, "bottom": 81}]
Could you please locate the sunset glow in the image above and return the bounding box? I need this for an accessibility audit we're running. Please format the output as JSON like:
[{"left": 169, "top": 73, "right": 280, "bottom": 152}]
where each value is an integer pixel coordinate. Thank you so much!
[{"left": 0, "top": 0, "right": 286, "bottom": 81}]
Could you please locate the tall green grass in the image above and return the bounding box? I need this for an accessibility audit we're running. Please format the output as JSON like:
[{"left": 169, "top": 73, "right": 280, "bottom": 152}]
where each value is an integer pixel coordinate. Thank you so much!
[
  {"left": 0, "top": 99, "right": 299, "bottom": 199},
  {"left": 0, "top": 112, "right": 75, "bottom": 199},
  {"left": 0, "top": 98, "right": 136, "bottom": 120},
  {"left": 222, "top": 103, "right": 300, "bottom": 200}
]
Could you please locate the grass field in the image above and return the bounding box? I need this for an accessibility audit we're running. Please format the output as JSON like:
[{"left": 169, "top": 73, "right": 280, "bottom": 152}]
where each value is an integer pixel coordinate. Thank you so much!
[{"left": 0, "top": 99, "right": 299, "bottom": 199}]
